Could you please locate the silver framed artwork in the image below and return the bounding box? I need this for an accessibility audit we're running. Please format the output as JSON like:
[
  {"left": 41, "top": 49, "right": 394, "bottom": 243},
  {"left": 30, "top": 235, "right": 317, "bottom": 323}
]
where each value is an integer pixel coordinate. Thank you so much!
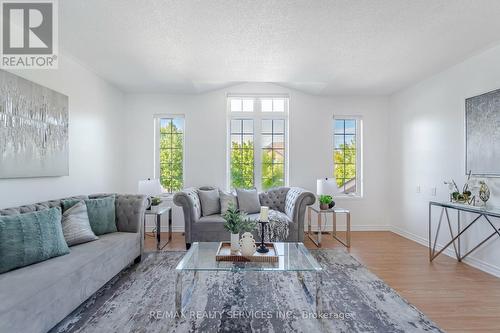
[
  {"left": 465, "top": 88, "right": 500, "bottom": 176},
  {"left": 0, "top": 70, "right": 69, "bottom": 178}
]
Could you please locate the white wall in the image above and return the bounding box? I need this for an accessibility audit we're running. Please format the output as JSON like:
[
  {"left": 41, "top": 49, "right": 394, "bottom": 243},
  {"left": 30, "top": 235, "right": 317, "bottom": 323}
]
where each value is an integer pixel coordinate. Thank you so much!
[
  {"left": 124, "top": 83, "right": 390, "bottom": 231},
  {"left": 0, "top": 54, "right": 126, "bottom": 209},
  {"left": 389, "top": 44, "right": 500, "bottom": 276}
]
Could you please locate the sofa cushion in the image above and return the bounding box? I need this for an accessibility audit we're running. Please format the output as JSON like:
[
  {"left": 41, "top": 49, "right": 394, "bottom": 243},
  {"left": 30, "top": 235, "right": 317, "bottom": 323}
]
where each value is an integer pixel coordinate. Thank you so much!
[
  {"left": 236, "top": 188, "right": 261, "bottom": 214},
  {"left": 219, "top": 190, "right": 238, "bottom": 215},
  {"left": 61, "top": 201, "right": 98, "bottom": 246},
  {"left": 198, "top": 214, "right": 226, "bottom": 223},
  {"left": 194, "top": 214, "right": 226, "bottom": 233},
  {"left": 0, "top": 207, "right": 70, "bottom": 274},
  {"left": 198, "top": 188, "right": 221, "bottom": 216},
  {"left": 0, "top": 232, "right": 140, "bottom": 333}
]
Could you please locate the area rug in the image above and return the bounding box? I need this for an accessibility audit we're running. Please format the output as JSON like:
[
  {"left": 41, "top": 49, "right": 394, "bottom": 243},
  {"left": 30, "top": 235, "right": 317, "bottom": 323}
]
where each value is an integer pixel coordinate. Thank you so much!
[{"left": 50, "top": 249, "right": 443, "bottom": 333}]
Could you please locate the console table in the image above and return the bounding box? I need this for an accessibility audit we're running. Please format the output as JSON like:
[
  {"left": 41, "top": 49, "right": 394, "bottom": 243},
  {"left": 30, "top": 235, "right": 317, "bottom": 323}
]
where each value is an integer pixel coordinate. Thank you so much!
[{"left": 428, "top": 201, "right": 500, "bottom": 262}]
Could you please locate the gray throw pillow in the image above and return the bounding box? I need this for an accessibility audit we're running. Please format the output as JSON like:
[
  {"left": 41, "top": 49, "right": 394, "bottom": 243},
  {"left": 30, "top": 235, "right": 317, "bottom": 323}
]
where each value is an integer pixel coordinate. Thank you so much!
[
  {"left": 61, "top": 201, "right": 98, "bottom": 246},
  {"left": 219, "top": 190, "right": 238, "bottom": 215},
  {"left": 236, "top": 188, "right": 261, "bottom": 214},
  {"left": 198, "top": 189, "right": 221, "bottom": 216}
]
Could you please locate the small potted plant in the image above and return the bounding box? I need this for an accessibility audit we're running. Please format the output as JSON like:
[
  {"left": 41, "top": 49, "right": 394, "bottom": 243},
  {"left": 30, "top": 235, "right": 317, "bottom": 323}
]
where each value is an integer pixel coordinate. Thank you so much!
[
  {"left": 222, "top": 203, "right": 256, "bottom": 253},
  {"left": 319, "top": 195, "right": 333, "bottom": 210},
  {"left": 445, "top": 174, "right": 475, "bottom": 205},
  {"left": 150, "top": 197, "right": 162, "bottom": 212}
]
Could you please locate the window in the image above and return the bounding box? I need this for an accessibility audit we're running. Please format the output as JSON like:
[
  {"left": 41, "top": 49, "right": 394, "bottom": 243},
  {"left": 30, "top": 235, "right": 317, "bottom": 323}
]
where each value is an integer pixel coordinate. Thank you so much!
[
  {"left": 230, "top": 119, "right": 254, "bottom": 188},
  {"left": 261, "top": 119, "right": 285, "bottom": 190},
  {"left": 228, "top": 96, "right": 288, "bottom": 191},
  {"left": 333, "top": 117, "right": 362, "bottom": 196},
  {"left": 156, "top": 116, "right": 184, "bottom": 193}
]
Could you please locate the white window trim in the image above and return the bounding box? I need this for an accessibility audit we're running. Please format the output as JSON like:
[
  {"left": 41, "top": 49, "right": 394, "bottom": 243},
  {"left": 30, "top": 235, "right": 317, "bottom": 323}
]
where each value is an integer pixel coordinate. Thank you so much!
[
  {"left": 332, "top": 115, "right": 363, "bottom": 198},
  {"left": 226, "top": 95, "right": 289, "bottom": 192},
  {"left": 153, "top": 113, "right": 186, "bottom": 194}
]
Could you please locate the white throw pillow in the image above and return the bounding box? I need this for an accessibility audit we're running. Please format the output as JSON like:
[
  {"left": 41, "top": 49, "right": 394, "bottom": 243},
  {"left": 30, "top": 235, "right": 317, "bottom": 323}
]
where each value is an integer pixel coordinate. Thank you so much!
[
  {"left": 61, "top": 201, "right": 98, "bottom": 246},
  {"left": 219, "top": 190, "right": 238, "bottom": 215}
]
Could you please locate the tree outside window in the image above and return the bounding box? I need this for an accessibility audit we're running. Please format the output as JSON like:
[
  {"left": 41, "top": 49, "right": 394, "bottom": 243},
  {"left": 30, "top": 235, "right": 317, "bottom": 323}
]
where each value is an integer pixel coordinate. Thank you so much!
[
  {"left": 334, "top": 118, "right": 359, "bottom": 195},
  {"left": 228, "top": 97, "right": 288, "bottom": 191},
  {"left": 159, "top": 118, "right": 184, "bottom": 192}
]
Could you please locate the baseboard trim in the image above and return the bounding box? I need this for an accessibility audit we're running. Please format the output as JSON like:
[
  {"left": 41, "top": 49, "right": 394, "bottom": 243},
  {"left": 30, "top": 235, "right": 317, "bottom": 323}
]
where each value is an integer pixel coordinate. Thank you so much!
[
  {"left": 305, "top": 225, "right": 391, "bottom": 232},
  {"left": 390, "top": 226, "right": 500, "bottom": 278},
  {"left": 145, "top": 226, "right": 184, "bottom": 233},
  {"left": 146, "top": 225, "right": 391, "bottom": 233}
]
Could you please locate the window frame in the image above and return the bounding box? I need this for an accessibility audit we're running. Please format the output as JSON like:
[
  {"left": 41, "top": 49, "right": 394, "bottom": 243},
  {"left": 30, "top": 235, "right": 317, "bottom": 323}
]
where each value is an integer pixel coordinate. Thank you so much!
[
  {"left": 226, "top": 94, "right": 289, "bottom": 191},
  {"left": 154, "top": 114, "right": 186, "bottom": 194},
  {"left": 332, "top": 115, "right": 363, "bottom": 198}
]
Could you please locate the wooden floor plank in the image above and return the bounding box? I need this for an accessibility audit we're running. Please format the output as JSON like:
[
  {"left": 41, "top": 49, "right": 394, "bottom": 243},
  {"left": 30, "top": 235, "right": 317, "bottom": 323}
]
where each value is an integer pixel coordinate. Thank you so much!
[{"left": 144, "top": 231, "right": 500, "bottom": 332}]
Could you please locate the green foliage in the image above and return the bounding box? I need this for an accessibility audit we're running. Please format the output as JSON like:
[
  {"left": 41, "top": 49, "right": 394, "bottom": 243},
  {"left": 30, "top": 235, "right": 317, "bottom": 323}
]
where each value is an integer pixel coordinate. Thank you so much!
[
  {"left": 222, "top": 203, "right": 248, "bottom": 234},
  {"left": 240, "top": 218, "right": 257, "bottom": 233},
  {"left": 319, "top": 195, "right": 333, "bottom": 204},
  {"left": 334, "top": 142, "right": 356, "bottom": 189},
  {"left": 261, "top": 149, "right": 284, "bottom": 191},
  {"left": 452, "top": 191, "right": 472, "bottom": 202},
  {"left": 230, "top": 141, "right": 284, "bottom": 190},
  {"left": 230, "top": 141, "right": 254, "bottom": 189},
  {"left": 159, "top": 121, "right": 183, "bottom": 192},
  {"left": 151, "top": 197, "right": 161, "bottom": 206}
]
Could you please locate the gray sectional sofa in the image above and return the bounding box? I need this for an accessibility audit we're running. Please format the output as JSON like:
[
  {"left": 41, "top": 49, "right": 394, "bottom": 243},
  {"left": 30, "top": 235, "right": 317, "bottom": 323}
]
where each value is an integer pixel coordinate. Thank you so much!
[
  {"left": 0, "top": 193, "right": 148, "bottom": 333},
  {"left": 174, "top": 186, "right": 315, "bottom": 248}
]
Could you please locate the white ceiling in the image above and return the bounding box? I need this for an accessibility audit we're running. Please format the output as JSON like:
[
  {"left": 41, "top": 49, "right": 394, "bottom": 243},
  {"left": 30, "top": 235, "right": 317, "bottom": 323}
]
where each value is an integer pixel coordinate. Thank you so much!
[{"left": 60, "top": 0, "right": 500, "bottom": 95}]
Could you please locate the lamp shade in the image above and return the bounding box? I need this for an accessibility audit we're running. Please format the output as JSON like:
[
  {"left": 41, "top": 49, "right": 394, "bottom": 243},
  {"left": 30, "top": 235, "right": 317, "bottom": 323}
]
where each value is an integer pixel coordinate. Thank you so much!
[
  {"left": 138, "top": 179, "right": 163, "bottom": 196},
  {"left": 316, "top": 178, "right": 338, "bottom": 196}
]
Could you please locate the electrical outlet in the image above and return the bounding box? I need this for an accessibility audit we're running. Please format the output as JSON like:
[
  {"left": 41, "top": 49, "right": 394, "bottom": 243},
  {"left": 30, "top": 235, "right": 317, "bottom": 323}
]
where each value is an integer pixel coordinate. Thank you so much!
[{"left": 431, "top": 187, "right": 437, "bottom": 196}]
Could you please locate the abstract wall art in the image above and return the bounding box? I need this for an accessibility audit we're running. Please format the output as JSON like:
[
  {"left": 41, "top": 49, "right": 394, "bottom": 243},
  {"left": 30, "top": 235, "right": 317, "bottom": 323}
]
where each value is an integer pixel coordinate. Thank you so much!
[
  {"left": 0, "top": 70, "right": 69, "bottom": 178},
  {"left": 466, "top": 88, "right": 500, "bottom": 176}
]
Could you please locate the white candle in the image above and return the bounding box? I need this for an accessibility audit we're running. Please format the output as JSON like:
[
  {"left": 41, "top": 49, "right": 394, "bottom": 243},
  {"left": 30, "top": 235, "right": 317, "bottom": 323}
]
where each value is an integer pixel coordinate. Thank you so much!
[{"left": 260, "top": 206, "right": 269, "bottom": 222}]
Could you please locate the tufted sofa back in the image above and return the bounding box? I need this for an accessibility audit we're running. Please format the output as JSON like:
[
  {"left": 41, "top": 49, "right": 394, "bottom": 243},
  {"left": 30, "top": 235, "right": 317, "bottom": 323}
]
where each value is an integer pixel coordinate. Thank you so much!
[
  {"left": 0, "top": 195, "right": 88, "bottom": 216},
  {"left": 0, "top": 194, "right": 148, "bottom": 234},
  {"left": 259, "top": 187, "right": 290, "bottom": 212}
]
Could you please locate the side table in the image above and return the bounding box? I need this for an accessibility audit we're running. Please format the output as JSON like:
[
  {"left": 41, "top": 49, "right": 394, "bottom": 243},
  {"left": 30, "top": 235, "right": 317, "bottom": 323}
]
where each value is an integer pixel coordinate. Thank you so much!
[
  {"left": 144, "top": 206, "right": 172, "bottom": 250},
  {"left": 307, "top": 206, "right": 351, "bottom": 247}
]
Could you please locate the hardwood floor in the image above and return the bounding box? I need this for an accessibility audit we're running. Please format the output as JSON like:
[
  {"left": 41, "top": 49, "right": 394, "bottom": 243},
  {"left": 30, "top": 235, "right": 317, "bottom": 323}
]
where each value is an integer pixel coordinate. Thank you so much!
[{"left": 144, "top": 231, "right": 500, "bottom": 333}]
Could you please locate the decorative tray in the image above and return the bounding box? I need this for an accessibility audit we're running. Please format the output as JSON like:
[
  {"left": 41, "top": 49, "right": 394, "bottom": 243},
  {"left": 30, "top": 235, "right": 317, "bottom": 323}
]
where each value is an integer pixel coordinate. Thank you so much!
[{"left": 215, "top": 242, "right": 279, "bottom": 262}]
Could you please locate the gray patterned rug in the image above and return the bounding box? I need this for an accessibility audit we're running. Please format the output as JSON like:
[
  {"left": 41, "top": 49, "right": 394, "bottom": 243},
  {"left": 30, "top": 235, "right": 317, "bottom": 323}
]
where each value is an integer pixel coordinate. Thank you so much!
[{"left": 50, "top": 249, "right": 442, "bottom": 333}]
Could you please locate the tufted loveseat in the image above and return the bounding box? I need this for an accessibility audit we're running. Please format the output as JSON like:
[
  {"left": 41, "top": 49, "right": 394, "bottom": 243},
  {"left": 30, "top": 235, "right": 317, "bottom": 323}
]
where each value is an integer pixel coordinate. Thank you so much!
[
  {"left": 0, "top": 193, "right": 148, "bottom": 333},
  {"left": 173, "top": 187, "right": 315, "bottom": 248}
]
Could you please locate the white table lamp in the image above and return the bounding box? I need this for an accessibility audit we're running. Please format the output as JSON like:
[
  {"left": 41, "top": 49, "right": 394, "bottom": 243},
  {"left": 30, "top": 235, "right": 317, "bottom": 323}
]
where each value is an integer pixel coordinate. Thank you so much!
[
  {"left": 138, "top": 179, "right": 163, "bottom": 196},
  {"left": 316, "top": 178, "right": 338, "bottom": 196}
]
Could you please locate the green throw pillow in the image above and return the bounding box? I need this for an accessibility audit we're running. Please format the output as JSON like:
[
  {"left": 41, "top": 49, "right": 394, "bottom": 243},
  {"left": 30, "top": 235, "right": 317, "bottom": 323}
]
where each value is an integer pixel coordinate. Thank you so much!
[
  {"left": 0, "top": 207, "right": 70, "bottom": 274},
  {"left": 61, "top": 199, "right": 81, "bottom": 212},
  {"left": 84, "top": 196, "right": 117, "bottom": 235}
]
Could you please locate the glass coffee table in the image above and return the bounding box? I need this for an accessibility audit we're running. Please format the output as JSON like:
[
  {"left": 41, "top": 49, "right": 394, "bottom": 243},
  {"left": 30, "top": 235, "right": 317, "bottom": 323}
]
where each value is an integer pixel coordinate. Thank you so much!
[{"left": 175, "top": 242, "right": 323, "bottom": 315}]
